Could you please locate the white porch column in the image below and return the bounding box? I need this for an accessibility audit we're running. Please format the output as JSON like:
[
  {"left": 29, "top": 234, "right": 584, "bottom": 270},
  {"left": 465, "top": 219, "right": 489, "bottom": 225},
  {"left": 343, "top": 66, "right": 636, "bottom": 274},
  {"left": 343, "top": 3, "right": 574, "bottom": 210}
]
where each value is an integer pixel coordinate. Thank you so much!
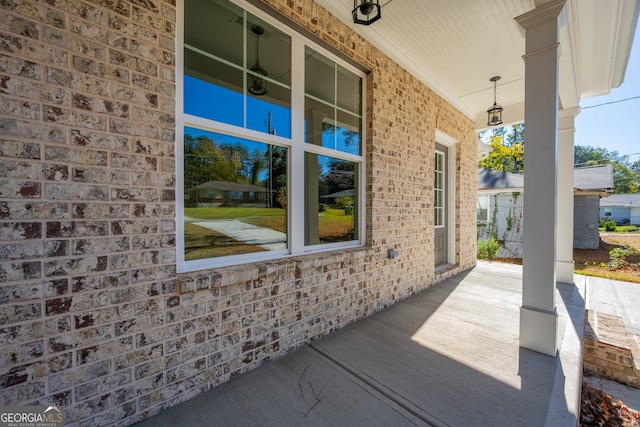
[
  {"left": 516, "top": 0, "right": 566, "bottom": 357},
  {"left": 556, "top": 108, "right": 580, "bottom": 284}
]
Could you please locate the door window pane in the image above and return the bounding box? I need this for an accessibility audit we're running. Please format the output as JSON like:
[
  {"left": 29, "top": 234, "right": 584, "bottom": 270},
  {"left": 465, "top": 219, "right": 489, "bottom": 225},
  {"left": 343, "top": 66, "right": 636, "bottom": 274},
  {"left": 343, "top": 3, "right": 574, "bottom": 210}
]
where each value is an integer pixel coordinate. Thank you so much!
[
  {"left": 434, "top": 151, "right": 444, "bottom": 227},
  {"left": 477, "top": 195, "right": 489, "bottom": 222}
]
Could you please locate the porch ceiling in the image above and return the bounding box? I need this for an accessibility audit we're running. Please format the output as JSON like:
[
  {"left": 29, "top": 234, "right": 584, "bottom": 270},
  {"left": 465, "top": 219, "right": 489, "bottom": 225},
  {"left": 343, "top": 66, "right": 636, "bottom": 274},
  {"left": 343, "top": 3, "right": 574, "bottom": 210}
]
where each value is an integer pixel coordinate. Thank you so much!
[{"left": 313, "top": 0, "right": 639, "bottom": 129}]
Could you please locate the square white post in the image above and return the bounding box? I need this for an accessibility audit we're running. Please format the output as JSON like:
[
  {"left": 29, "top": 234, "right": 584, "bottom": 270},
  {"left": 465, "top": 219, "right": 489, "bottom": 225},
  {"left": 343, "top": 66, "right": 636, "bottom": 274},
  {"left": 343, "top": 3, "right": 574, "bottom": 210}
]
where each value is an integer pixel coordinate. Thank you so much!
[
  {"left": 557, "top": 108, "right": 580, "bottom": 284},
  {"left": 516, "top": 0, "right": 566, "bottom": 356}
]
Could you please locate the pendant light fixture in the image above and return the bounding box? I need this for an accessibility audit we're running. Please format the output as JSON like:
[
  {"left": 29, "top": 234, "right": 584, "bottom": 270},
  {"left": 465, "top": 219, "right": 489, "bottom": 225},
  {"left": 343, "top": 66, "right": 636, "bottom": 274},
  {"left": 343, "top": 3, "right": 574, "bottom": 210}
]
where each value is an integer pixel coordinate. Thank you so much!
[
  {"left": 487, "top": 76, "right": 503, "bottom": 126},
  {"left": 248, "top": 25, "right": 268, "bottom": 96},
  {"left": 352, "top": 0, "right": 381, "bottom": 25}
]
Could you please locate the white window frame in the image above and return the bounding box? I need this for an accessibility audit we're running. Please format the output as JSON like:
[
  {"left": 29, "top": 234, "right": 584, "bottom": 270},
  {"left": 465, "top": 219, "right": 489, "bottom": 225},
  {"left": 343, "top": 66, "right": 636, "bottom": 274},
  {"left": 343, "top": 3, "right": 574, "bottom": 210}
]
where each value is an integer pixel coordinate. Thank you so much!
[
  {"left": 434, "top": 149, "right": 445, "bottom": 229},
  {"left": 176, "top": 0, "right": 366, "bottom": 272},
  {"left": 435, "top": 130, "right": 457, "bottom": 265}
]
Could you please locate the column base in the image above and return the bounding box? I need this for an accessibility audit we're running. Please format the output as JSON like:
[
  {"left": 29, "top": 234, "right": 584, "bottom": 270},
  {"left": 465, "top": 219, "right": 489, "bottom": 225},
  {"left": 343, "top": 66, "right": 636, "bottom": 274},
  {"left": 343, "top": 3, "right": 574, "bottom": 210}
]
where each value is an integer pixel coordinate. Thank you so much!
[
  {"left": 520, "top": 306, "right": 558, "bottom": 356},
  {"left": 556, "top": 259, "right": 574, "bottom": 284}
]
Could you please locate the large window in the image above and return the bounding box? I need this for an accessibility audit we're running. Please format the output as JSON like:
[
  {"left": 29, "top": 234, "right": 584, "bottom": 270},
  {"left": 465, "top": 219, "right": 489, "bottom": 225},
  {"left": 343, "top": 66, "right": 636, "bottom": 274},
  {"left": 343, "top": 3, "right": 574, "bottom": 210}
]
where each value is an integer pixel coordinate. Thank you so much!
[{"left": 178, "top": 0, "right": 365, "bottom": 271}]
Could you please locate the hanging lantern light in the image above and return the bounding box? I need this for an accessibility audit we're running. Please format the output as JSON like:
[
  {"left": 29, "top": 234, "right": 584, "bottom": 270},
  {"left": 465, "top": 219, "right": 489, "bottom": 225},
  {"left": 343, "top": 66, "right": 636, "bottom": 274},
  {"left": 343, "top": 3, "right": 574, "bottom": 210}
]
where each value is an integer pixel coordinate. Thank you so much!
[
  {"left": 487, "top": 76, "right": 503, "bottom": 126},
  {"left": 352, "top": 0, "right": 381, "bottom": 25},
  {"left": 248, "top": 25, "right": 268, "bottom": 96}
]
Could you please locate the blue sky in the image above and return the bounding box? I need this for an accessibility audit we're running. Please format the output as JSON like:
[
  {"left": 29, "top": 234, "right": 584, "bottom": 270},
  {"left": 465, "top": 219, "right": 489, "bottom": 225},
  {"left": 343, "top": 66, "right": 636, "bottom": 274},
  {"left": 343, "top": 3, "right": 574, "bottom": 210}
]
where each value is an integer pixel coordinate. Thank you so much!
[{"left": 575, "top": 22, "right": 640, "bottom": 162}]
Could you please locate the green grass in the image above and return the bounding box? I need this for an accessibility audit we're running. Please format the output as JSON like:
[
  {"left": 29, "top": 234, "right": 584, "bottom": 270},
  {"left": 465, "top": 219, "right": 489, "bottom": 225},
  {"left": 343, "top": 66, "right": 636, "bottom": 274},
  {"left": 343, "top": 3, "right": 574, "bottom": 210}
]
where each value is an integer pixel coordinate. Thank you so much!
[
  {"left": 603, "top": 225, "right": 640, "bottom": 233},
  {"left": 184, "top": 223, "right": 264, "bottom": 260},
  {"left": 184, "top": 207, "right": 356, "bottom": 256},
  {"left": 185, "top": 207, "right": 285, "bottom": 220},
  {"left": 318, "top": 208, "right": 356, "bottom": 242},
  {"left": 244, "top": 216, "right": 287, "bottom": 233},
  {"left": 240, "top": 208, "right": 356, "bottom": 240}
]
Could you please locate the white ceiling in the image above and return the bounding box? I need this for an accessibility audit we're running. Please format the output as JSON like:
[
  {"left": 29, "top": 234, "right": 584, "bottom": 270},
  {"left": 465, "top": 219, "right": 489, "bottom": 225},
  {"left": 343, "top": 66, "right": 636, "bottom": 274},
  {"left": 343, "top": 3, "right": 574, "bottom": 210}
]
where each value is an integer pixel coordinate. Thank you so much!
[{"left": 313, "top": 0, "right": 639, "bottom": 129}]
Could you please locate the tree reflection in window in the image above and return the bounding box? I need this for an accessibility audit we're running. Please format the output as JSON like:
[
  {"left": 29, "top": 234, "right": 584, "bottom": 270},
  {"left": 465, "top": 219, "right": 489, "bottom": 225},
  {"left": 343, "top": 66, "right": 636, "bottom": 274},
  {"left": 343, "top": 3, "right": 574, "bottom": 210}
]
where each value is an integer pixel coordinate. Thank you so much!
[
  {"left": 183, "top": 128, "right": 288, "bottom": 260},
  {"left": 305, "top": 154, "right": 358, "bottom": 245}
]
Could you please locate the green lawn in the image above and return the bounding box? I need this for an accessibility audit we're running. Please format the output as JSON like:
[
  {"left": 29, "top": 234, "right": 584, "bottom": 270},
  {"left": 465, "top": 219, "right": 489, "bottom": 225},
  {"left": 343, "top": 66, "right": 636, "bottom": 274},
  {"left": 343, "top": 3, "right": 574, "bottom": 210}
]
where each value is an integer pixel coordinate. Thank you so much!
[
  {"left": 184, "top": 222, "right": 265, "bottom": 260},
  {"left": 598, "top": 225, "right": 640, "bottom": 233},
  {"left": 184, "top": 207, "right": 285, "bottom": 220},
  {"left": 184, "top": 207, "right": 356, "bottom": 260}
]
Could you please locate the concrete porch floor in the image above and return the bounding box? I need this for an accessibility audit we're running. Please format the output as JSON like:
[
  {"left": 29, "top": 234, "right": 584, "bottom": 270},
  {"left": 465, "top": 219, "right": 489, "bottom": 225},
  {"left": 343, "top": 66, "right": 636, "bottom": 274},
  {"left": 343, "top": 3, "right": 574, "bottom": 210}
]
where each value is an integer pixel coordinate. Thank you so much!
[{"left": 135, "top": 261, "right": 585, "bottom": 427}]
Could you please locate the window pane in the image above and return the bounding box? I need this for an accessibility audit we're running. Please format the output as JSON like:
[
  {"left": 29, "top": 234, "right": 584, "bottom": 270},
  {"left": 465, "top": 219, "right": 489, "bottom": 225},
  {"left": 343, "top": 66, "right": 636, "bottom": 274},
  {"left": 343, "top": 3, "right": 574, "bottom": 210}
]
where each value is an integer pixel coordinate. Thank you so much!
[
  {"left": 337, "top": 64, "right": 361, "bottom": 113},
  {"left": 305, "top": 47, "right": 335, "bottom": 104},
  {"left": 435, "top": 190, "right": 443, "bottom": 208},
  {"left": 305, "top": 154, "right": 358, "bottom": 246},
  {"left": 185, "top": 0, "right": 243, "bottom": 67},
  {"left": 304, "top": 97, "right": 335, "bottom": 148},
  {"left": 183, "top": 127, "right": 288, "bottom": 260},
  {"left": 247, "top": 84, "right": 291, "bottom": 138},
  {"left": 336, "top": 110, "right": 361, "bottom": 155},
  {"left": 184, "top": 51, "right": 243, "bottom": 126},
  {"left": 247, "top": 17, "right": 291, "bottom": 86},
  {"left": 305, "top": 47, "right": 362, "bottom": 156},
  {"left": 477, "top": 196, "right": 489, "bottom": 222}
]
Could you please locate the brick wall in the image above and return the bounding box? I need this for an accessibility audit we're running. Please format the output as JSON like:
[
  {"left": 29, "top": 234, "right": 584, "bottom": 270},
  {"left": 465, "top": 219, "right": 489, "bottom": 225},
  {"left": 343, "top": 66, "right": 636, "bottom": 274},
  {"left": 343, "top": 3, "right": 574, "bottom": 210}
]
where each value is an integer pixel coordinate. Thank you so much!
[
  {"left": 583, "top": 310, "right": 639, "bottom": 388},
  {"left": 0, "top": 0, "right": 477, "bottom": 425}
]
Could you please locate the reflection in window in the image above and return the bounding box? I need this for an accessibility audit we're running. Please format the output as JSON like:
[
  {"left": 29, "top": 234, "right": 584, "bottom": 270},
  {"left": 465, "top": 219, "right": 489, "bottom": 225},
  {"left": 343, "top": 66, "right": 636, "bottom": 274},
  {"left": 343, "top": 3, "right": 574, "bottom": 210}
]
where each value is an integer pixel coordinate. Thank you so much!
[
  {"left": 183, "top": 127, "right": 288, "bottom": 260},
  {"left": 180, "top": 0, "right": 365, "bottom": 269},
  {"left": 184, "top": 0, "right": 292, "bottom": 137},
  {"left": 305, "top": 46, "right": 361, "bottom": 155},
  {"left": 305, "top": 154, "right": 358, "bottom": 246}
]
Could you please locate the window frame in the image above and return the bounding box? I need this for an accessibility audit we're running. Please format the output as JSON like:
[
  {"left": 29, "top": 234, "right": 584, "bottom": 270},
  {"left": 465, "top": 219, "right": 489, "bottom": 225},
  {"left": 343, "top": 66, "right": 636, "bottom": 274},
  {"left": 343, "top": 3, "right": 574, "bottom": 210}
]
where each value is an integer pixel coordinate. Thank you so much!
[
  {"left": 434, "top": 149, "right": 445, "bottom": 229},
  {"left": 176, "top": 0, "right": 367, "bottom": 272}
]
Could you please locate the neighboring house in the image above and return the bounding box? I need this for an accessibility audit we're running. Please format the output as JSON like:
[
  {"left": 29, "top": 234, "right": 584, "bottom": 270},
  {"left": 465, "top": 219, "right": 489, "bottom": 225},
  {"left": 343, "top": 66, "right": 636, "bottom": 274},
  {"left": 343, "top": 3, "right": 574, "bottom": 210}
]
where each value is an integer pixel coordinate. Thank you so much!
[
  {"left": 185, "top": 180, "right": 270, "bottom": 207},
  {"left": 319, "top": 189, "right": 355, "bottom": 206},
  {"left": 0, "top": 0, "right": 636, "bottom": 425},
  {"left": 600, "top": 194, "right": 640, "bottom": 225},
  {"left": 478, "top": 164, "right": 614, "bottom": 256},
  {"left": 574, "top": 164, "right": 616, "bottom": 247}
]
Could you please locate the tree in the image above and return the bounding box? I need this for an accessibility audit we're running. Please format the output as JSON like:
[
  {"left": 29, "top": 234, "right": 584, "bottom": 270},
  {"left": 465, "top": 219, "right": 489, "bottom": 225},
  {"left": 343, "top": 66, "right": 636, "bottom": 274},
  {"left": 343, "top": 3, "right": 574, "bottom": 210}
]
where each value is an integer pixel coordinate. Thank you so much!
[
  {"left": 478, "top": 125, "right": 524, "bottom": 173},
  {"left": 323, "top": 158, "right": 355, "bottom": 195},
  {"left": 183, "top": 134, "right": 248, "bottom": 189},
  {"left": 478, "top": 127, "right": 639, "bottom": 193}
]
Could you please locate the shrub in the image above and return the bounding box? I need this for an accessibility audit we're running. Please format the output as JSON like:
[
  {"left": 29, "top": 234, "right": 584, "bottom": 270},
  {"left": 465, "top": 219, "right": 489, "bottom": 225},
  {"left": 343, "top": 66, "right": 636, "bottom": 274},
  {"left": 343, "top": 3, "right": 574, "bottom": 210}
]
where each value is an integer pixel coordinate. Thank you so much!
[
  {"left": 600, "top": 220, "right": 617, "bottom": 232},
  {"left": 335, "top": 196, "right": 354, "bottom": 209},
  {"left": 477, "top": 237, "right": 500, "bottom": 259},
  {"left": 318, "top": 203, "right": 326, "bottom": 212},
  {"left": 607, "top": 245, "right": 639, "bottom": 270}
]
